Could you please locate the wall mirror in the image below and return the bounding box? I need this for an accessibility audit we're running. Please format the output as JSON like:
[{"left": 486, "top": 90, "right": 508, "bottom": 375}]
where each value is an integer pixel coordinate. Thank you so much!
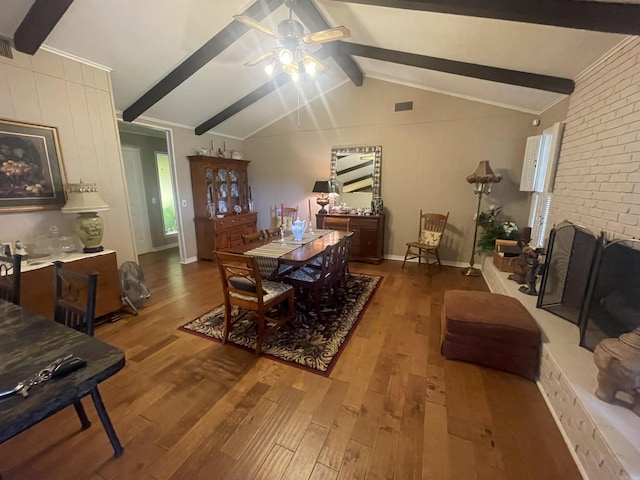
[{"left": 330, "top": 145, "right": 382, "bottom": 210}]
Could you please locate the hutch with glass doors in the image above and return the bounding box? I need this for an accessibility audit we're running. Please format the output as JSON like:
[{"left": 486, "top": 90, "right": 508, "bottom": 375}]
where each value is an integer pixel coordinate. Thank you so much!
[{"left": 188, "top": 155, "right": 257, "bottom": 260}]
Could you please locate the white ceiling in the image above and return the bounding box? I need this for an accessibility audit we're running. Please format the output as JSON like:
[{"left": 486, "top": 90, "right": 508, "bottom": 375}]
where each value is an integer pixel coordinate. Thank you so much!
[{"left": 0, "top": 0, "right": 630, "bottom": 139}]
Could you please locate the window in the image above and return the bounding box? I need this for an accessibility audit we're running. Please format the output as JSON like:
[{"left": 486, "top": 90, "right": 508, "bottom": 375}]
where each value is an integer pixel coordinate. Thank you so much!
[
  {"left": 155, "top": 152, "right": 177, "bottom": 236},
  {"left": 522, "top": 122, "right": 565, "bottom": 248}
]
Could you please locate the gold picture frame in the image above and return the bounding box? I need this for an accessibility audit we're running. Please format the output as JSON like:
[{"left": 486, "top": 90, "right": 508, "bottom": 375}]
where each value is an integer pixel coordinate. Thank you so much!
[{"left": 0, "top": 118, "right": 67, "bottom": 212}]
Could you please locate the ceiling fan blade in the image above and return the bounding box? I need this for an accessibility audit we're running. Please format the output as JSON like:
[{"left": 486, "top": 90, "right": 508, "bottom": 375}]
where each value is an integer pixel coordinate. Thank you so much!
[
  {"left": 244, "top": 49, "right": 276, "bottom": 67},
  {"left": 299, "top": 50, "right": 326, "bottom": 73},
  {"left": 233, "top": 14, "right": 280, "bottom": 39},
  {"left": 303, "top": 26, "right": 350, "bottom": 44}
]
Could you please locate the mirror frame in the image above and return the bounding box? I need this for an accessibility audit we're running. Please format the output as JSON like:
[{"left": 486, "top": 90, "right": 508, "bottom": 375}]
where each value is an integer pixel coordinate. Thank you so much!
[{"left": 330, "top": 145, "right": 382, "bottom": 206}]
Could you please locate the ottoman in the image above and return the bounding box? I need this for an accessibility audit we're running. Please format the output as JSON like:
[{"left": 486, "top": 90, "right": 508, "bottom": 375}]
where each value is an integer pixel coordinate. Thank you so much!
[{"left": 441, "top": 290, "right": 541, "bottom": 380}]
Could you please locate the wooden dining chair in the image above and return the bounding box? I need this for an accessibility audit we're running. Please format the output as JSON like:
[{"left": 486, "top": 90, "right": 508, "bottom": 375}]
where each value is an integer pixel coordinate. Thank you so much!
[
  {"left": 0, "top": 254, "right": 22, "bottom": 305},
  {"left": 322, "top": 216, "right": 351, "bottom": 232},
  {"left": 402, "top": 211, "right": 449, "bottom": 271},
  {"left": 215, "top": 252, "right": 294, "bottom": 354},
  {"left": 282, "top": 243, "right": 339, "bottom": 320},
  {"left": 242, "top": 230, "right": 266, "bottom": 245},
  {"left": 270, "top": 205, "right": 298, "bottom": 228},
  {"left": 53, "top": 261, "right": 124, "bottom": 457}
]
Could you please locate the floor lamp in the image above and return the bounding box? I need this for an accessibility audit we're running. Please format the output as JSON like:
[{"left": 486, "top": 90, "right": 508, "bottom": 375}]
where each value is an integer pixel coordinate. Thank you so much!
[{"left": 462, "top": 161, "right": 502, "bottom": 277}]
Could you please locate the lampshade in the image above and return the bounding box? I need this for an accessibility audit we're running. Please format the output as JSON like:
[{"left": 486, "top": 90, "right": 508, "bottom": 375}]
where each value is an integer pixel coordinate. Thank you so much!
[
  {"left": 312, "top": 180, "right": 331, "bottom": 194},
  {"left": 61, "top": 182, "right": 110, "bottom": 213},
  {"left": 466, "top": 160, "right": 502, "bottom": 185}
]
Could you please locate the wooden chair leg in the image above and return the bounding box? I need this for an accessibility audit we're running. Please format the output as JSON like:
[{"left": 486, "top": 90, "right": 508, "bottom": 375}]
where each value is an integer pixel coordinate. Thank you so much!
[
  {"left": 73, "top": 400, "right": 91, "bottom": 430},
  {"left": 435, "top": 250, "right": 442, "bottom": 269},
  {"left": 402, "top": 246, "right": 411, "bottom": 268},
  {"left": 90, "top": 388, "right": 124, "bottom": 458}
]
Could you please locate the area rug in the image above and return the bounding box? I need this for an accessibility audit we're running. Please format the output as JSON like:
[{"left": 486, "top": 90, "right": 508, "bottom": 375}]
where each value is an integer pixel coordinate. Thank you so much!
[{"left": 179, "top": 273, "right": 381, "bottom": 376}]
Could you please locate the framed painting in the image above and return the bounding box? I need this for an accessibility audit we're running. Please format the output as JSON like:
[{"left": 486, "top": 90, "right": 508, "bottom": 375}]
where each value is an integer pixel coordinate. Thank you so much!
[{"left": 0, "top": 118, "right": 67, "bottom": 212}]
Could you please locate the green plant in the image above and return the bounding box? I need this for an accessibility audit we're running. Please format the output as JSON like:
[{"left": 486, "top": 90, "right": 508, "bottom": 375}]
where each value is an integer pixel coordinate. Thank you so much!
[{"left": 476, "top": 207, "right": 519, "bottom": 254}]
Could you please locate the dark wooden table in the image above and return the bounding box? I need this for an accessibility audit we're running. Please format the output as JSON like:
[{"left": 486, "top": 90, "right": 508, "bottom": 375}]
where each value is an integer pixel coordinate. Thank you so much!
[
  {"left": 0, "top": 299, "right": 125, "bottom": 443},
  {"left": 230, "top": 230, "right": 349, "bottom": 267}
]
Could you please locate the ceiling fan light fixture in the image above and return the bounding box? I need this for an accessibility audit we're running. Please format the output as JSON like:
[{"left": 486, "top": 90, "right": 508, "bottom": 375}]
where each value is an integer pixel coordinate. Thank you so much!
[
  {"left": 264, "top": 61, "right": 275, "bottom": 76},
  {"left": 303, "top": 58, "right": 317, "bottom": 76},
  {"left": 282, "top": 61, "right": 298, "bottom": 75},
  {"left": 279, "top": 48, "right": 294, "bottom": 65}
]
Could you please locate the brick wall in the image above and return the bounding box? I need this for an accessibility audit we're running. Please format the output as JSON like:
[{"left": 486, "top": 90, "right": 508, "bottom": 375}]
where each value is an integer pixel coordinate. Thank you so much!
[{"left": 551, "top": 37, "right": 640, "bottom": 239}]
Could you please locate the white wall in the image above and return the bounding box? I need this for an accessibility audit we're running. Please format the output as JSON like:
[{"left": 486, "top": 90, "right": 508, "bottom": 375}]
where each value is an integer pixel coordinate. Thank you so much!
[
  {"left": 244, "top": 78, "right": 539, "bottom": 264},
  {"left": 0, "top": 49, "right": 136, "bottom": 263}
]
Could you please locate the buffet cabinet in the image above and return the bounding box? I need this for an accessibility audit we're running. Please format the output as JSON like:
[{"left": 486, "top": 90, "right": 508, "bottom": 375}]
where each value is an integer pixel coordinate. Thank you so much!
[
  {"left": 317, "top": 213, "right": 385, "bottom": 264},
  {"left": 188, "top": 155, "right": 257, "bottom": 260},
  {"left": 20, "top": 250, "right": 122, "bottom": 320}
]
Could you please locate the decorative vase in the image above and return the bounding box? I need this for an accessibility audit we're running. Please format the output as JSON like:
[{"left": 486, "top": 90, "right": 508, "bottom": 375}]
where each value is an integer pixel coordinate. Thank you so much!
[{"left": 75, "top": 212, "right": 105, "bottom": 253}]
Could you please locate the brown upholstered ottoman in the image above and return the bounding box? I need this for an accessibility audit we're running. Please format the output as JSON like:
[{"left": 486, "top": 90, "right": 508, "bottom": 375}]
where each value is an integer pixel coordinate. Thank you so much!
[{"left": 441, "top": 290, "right": 541, "bottom": 380}]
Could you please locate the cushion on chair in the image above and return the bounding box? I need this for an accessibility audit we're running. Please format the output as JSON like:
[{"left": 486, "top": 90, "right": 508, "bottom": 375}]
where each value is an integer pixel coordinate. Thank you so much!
[
  {"left": 419, "top": 230, "right": 442, "bottom": 246},
  {"left": 441, "top": 290, "right": 541, "bottom": 379},
  {"left": 230, "top": 279, "right": 292, "bottom": 303},
  {"left": 230, "top": 276, "right": 266, "bottom": 295}
]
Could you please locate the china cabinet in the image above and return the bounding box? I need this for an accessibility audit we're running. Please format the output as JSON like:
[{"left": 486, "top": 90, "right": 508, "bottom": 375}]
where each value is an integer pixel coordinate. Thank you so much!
[
  {"left": 188, "top": 155, "right": 257, "bottom": 260},
  {"left": 317, "top": 213, "right": 385, "bottom": 264}
]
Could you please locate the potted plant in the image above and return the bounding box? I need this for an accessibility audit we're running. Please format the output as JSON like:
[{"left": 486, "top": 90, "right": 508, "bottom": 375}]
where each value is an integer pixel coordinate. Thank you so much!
[{"left": 476, "top": 206, "right": 520, "bottom": 254}]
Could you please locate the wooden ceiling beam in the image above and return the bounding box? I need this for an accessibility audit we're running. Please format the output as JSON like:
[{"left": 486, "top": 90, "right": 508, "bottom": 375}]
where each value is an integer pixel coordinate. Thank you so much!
[
  {"left": 195, "top": 46, "right": 332, "bottom": 134},
  {"left": 13, "top": 0, "right": 74, "bottom": 55},
  {"left": 340, "top": 42, "right": 574, "bottom": 94},
  {"left": 328, "top": 0, "right": 640, "bottom": 35},
  {"left": 293, "top": 0, "right": 363, "bottom": 86},
  {"left": 122, "top": 0, "right": 283, "bottom": 122}
]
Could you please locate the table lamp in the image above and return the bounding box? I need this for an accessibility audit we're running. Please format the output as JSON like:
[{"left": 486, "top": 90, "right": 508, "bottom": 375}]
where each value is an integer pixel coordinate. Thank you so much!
[
  {"left": 313, "top": 180, "right": 331, "bottom": 214},
  {"left": 61, "top": 181, "right": 110, "bottom": 253},
  {"left": 462, "top": 161, "right": 502, "bottom": 276}
]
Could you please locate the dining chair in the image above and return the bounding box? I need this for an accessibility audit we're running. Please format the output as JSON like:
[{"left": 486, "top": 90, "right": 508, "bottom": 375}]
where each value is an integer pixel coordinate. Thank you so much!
[
  {"left": 402, "top": 211, "right": 449, "bottom": 271},
  {"left": 0, "top": 253, "right": 22, "bottom": 305},
  {"left": 242, "top": 230, "right": 267, "bottom": 245},
  {"left": 283, "top": 243, "right": 339, "bottom": 320},
  {"left": 322, "top": 216, "right": 351, "bottom": 232},
  {"left": 215, "top": 252, "right": 294, "bottom": 354},
  {"left": 270, "top": 205, "right": 298, "bottom": 229},
  {"left": 52, "top": 261, "right": 124, "bottom": 457}
]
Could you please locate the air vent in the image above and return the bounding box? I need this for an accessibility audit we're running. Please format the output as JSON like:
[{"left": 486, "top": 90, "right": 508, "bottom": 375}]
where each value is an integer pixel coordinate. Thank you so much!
[
  {"left": 0, "top": 37, "right": 13, "bottom": 59},
  {"left": 394, "top": 101, "right": 413, "bottom": 112}
]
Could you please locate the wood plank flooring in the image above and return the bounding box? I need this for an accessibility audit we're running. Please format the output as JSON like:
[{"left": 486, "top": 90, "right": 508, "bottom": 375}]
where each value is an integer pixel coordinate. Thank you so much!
[{"left": 0, "top": 249, "right": 581, "bottom": 479}]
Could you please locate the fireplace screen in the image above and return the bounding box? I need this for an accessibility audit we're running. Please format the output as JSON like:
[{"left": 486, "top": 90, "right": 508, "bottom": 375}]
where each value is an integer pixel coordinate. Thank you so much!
[
  {"left": 537, "top": 221, "right": 600, "bottom": 325},
  {"left": 579, "top": 238, "right": 640, "bottom": 351}
]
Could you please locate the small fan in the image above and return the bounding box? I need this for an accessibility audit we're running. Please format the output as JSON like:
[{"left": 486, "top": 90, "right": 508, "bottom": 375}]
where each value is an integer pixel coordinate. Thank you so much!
[
  {"left": 119, "top": 261, "right": 151, "bottom": 315},
  {"left": 234, "top": 0, "right": 350, "bottom": 74}
]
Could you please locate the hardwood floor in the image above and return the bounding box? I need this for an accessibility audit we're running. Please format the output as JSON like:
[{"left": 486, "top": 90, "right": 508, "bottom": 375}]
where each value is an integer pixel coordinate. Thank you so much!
[{"left": 0, "top": 249, "right": 581, "bottom": 479}]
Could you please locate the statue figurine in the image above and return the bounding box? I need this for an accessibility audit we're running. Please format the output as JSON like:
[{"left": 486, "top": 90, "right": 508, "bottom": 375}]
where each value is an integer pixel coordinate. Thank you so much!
[
  {"left": 519, "top": 253, "right": 541, "bottom": 296},
  {"left": 508, "top": 245, "right": 538, "bottom": 285}
]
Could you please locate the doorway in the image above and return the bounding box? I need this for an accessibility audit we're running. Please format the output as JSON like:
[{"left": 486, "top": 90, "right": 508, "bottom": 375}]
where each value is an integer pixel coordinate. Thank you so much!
[{"left": 117, "top": 122, "right": 184, "bottom": 262}]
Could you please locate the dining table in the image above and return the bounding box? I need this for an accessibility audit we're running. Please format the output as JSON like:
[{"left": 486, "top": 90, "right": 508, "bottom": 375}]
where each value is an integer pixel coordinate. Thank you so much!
[
  {"left": 0, "top": 299, "right": 125, "bottom": 448},
  {"left": 229, "top": 229, "right": 349, "bottom": 278}
]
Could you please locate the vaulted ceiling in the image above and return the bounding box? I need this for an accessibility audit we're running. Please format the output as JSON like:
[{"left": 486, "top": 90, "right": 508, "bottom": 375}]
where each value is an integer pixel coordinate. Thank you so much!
[{"left": 1, "top": 0, "right": 637, "bottom": 139}]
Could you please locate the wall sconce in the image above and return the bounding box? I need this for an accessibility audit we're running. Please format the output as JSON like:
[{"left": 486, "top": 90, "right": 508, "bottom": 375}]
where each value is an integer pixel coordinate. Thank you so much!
[
  {"left": 61, "top": 181, "right": 110, "bottom": 253},
  {"left": 312, "top": 180, "right": 331, "bottom": 214},
  {"left": 462, "top": 161, "right": 502, "bottom": 276}
]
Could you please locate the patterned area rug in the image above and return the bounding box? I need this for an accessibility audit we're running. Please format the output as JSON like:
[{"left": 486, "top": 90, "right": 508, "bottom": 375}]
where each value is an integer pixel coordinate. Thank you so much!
[{"left": 179, "top": 273, "right": 381, "bottom": 376}]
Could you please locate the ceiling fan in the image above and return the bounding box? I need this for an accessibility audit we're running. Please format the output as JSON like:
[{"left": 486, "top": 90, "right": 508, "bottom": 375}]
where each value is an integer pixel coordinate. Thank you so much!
[{"left": 234, "top": 0, "right": 351, "bottom": 78}]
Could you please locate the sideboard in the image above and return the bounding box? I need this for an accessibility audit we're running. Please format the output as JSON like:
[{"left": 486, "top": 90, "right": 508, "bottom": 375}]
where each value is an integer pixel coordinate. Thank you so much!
[
  {"left": 316, "top": 213, "right": 385, "bottom": 264},
  {"left": 20, "top": 250, "right": 122, "bottom": 320}
]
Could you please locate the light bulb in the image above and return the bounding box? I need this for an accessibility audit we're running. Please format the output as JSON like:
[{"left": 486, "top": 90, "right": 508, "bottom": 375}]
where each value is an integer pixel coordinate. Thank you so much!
[
  {"left": 304, "top": 61, "right": 316, "bottom": 76},
  {"left": 264, "top": 62, "right": 275, "bottom": 76},
  {"left": 279, "top": 48, "right": 294, "bottom": 65}
]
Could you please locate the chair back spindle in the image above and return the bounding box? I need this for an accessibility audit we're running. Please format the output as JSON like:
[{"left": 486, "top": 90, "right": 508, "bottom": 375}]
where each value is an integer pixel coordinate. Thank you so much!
[{"left": 0, "top": 254, "right": 22, "bottom": 305}]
